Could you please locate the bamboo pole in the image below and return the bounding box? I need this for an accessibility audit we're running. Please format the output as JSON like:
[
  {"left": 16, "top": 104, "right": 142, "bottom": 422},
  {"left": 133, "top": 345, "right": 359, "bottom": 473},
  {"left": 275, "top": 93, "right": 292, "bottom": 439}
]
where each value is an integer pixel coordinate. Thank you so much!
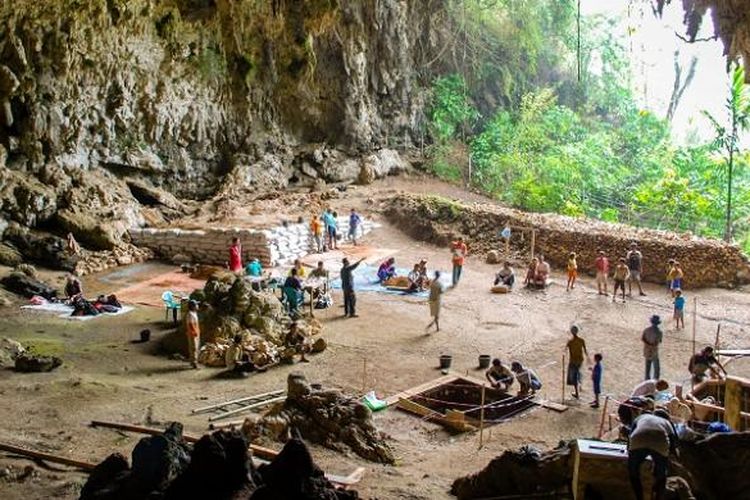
[
  {"left": 207, "top": 396, "right": 286, "bottom": 422},
  {"left": 0, "top": 442, "right": 96, "bottom": 471},
  {"left": 478, "top": 383, "right": 486, "bottom": 449},
  {"left": 597, "top": 396, "right": 610, "bottom": 439},
  {"left": 692, "top": 297, "right": 697, "bottom": 391},
  {"left": 191, "top": 389, "right": 285, "bottom": 414},
  {"left": 715, "top": 324, "right": 721, "bottom": 350},
  {"left": 561, "top": 354, "right": 566, "bottom": 404},
  {"left": 530, "top": 230, "right": 536, "bottom": 260}
]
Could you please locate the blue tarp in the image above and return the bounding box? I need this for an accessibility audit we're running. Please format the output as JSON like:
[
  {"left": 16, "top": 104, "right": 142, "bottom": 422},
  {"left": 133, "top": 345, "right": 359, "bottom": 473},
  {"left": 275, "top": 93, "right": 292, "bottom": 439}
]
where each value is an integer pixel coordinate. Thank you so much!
[{"left": 330, "top": 265, "right": 451, "bottom": 297}]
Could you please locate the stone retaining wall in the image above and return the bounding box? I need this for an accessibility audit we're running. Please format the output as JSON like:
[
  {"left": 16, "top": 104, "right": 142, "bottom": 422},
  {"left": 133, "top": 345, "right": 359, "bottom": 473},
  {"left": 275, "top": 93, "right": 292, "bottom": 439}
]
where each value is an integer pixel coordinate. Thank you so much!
[
  {"left": 130, "top": 217, "right": 377, "bottom": 267},
  {"left": 385, "top": 194, "right": 750, "bottom": 288}
]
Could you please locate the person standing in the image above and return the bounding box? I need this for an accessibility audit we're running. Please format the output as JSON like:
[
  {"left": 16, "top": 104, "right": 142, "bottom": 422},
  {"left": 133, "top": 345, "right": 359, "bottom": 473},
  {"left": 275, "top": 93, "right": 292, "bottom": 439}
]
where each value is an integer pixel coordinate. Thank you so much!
[
  {"left": 426, "top": 271, "right": 444, "bottom": 332},
  {"left": 673, "top": 290, "right": 685, "bottom": 330},
  {"left": 348, "top": 208, "right": 363, "bottom": 246},
  {"left": 590, "top": 353, "right": 603, "bottom": 408},
  {"left": 228, "top": 237, "right": 243, "bottom": 273},
  {"left": 310, "top": 213, "right": 323, "bottom": 253},
  {"left": 669, "top": 261, "right": 684, "bottom": 297},
  {"left": 450, "top": 237, "right": 467, "bottom": 287},
  {"left": 627, "top": 409, "right": 677, "bottom": 500},
  {"left": 626, "top": 242, "right": 646, "bottom": 296},
  {"left": 612, "top": 257, "right": 630, "bottom": 303},
  {"left": 566, "top": 325, "right": 589, "bottom": 399},
  {"left": 340, "top": 257, "right": 364, "bottom": 318},
  {"left": 595, "top": 250, "right": 610, "bottom": 296},
  {"left": 642, "top": 315, "right": 663, "bottom": 380},
  {"left": 185, "top": 300, "right": 201, "bottom": 369},
  {"left": 566, "top": 252, "right": 578, "bottom": 291}
]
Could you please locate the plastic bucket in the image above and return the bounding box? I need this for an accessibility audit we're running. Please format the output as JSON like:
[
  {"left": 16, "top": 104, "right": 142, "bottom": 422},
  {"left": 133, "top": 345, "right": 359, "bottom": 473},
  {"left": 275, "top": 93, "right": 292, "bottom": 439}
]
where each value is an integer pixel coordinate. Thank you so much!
[
  {"left": 478, "top": 354, "right": 491, "bottom": 369},
  {"left": 439, "top": 355, "right": 452, "bottom": 370}
]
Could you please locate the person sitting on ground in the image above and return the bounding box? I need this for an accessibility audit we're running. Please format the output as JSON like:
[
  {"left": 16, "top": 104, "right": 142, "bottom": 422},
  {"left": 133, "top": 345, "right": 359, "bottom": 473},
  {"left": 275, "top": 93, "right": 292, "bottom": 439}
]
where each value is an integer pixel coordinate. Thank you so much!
[
  {"left": 631, "top": 379, "right": 670, "bottom": 398},
  {"left": 94, "top": 294, "right": 122, "bottom": 313},
  {"left": 486, "top": 358, "right": 514, "bottom": 392},
  {"left": 612, "top": 257, "right": 630, "bottom": 303},
  {"left": 225, "top": 334, "right": 263, "bottom": 376},
  {"left": 283, "top": 268, "right": 303, "bottom": 316},
  {"left": 284, "top": 322, "right": 310, "bottom": 363},
  {"left": 377, "top": 257, "right": 396, "bottom": 283},
  {"left": 533, "top": 255, "right": 550, "bottom": 288},
  {"left": 494, "top": 261, "right": 515, "bottom": 289},
  {"left": 627, "top": 409, "right": 677, "bottom": 500},
  {"left": 688, "top": 346, "right": 726, "bottom": 382},
  {"left": 245, "top": 258, "right": 263, "bottom": 277},
  {"left": 289, "top": 259, "right": 306, "bottom": 278},
  {"left": 524, "top": 257, "right": 539, "bottom": 286},
  {"left": 64, "top": 274, "right": 83, "bottom": 301},
  {"left": 566, "top": 252, "right": 578, "bottom": 291},
  {"left": 407, "top": 264, "right": 423, "bottom": 293},
  {"left": 511, "top": 361, "right": 542, "bottom": 396}
]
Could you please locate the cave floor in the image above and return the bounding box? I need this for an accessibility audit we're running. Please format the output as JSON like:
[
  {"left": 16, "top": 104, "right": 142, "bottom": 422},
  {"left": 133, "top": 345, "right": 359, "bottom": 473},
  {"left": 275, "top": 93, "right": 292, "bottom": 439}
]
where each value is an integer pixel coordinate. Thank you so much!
[{"left": 1, "top": 177, "right": 750, "bottom": 500}]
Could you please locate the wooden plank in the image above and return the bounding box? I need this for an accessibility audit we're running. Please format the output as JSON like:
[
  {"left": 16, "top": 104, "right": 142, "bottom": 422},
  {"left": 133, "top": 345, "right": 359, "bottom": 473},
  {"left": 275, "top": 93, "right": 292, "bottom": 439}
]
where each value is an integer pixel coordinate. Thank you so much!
[
  {"left": 725, "top": 376, "right": 743, "bottom": 431},
  {"left": 191, "top": 389, "right": 285, "bottom": 414},
  {"left": 532, "top": 398, "right": 569, "bottom": 412},
  {"left": 0, "top": 442, "right": 96, "bottom": 471},
  {"left": 384, "top": 374, "right": 460, "bottom": 406},
  {"left": 396, "top": 398, "right": 474, "bottom": 432}
]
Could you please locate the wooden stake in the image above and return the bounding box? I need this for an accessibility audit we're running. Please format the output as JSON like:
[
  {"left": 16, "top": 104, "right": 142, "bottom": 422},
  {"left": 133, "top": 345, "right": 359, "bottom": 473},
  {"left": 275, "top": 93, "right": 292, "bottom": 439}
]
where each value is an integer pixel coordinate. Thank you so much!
[
  {"left": 362, "top": 358, "right": 367, "bottom": 393},
  {"left": 0, "top": 442, "right": 96, "bottom": 471},
  {"left": 692, "top": 297, "right": 697, "bottom": 391},
  {"left": 715, "top": 324, "right": 721, "bottom": 350},
  {"left": 561, "top": 354, "right": 566, "bottom": 404},
  {"left": 531, "top": 230, "right": 536, "bottom": 260},
  {"left": 478, "top": 383, "right": 486, "bottom": 449},
  {"left": 597, "top": 396, "right": 610, "bottom": 439}
]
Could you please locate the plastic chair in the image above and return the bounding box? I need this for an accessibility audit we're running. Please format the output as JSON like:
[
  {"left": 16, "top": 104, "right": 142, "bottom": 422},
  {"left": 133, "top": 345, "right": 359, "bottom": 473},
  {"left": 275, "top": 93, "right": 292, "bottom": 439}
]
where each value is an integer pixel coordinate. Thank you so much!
[{"left": 162, "top": 291, "right": 181, "bottom": 324}]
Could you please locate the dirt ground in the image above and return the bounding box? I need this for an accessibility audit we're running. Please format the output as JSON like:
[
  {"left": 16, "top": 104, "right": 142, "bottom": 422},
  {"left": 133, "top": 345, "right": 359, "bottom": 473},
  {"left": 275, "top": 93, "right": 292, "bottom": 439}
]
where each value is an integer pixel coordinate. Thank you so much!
[{"left": 1, "top": 176, "right": 749, "bottom": 500}]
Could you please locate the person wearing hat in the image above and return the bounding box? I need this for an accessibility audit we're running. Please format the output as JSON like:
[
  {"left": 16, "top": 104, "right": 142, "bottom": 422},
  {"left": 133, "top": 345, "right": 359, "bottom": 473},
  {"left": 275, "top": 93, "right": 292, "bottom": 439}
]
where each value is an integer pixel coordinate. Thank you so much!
[
  {"left": 642, "top": 315, "right": 663, "bottom": 380},
  {"left": 185, "top": 300, "right": 201, "bottom": 369},
  {"left": 627, "top": 409, "right": 677, "bottom": 500}
]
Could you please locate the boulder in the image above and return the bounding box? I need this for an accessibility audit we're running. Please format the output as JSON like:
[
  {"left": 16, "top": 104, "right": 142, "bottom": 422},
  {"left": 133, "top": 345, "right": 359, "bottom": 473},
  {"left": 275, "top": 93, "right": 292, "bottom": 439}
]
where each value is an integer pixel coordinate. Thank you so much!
[
  {"left": 311, "top": 338, "right": 327, "bottom": 353},
  {"left": 0, "top": 272, "right": 57, "bottom": 300},
  {"left": 486, "top": 250, "right": 501, "bottom": 264},
  {"left": 0, "top": 338, "right": 25, "bottom": 367},
  {"left": 3, "top": 225, "right": 78, "bottom": 270},
  {"left": 0, "top": 169, "right": 57, "bottom": 227},
  {"left": 0, "top": 243, "right": 23, "bottom": 266},
  {"left": 14, "top": 352, "right": 63, "bottom": 372},
  {"left": 55, "top": 209, "right": 122, "bottom": 251}
]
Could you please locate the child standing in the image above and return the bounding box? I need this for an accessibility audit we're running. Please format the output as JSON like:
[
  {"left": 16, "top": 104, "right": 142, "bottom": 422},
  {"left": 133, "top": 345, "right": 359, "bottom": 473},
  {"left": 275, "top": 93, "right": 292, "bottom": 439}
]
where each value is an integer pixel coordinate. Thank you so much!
[
  {"left": 566, "top": 252, "right": 578, "bottom": 291},
  {"left": 673, "top": 290, "right": 686, "bottom": 330},
  {"left": 665, "top": 259, "right": 676, "bottom": 294},
  {"left": 590, "top": 353, "right": 603, "bottom": 408}
]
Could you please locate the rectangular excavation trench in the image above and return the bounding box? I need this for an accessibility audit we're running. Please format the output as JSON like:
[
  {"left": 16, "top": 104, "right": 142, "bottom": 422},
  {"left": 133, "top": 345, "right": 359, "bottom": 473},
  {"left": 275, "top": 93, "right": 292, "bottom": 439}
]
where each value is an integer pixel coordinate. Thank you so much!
[{"left": 397, "top": 377, "right": 536, "bottom": 432}]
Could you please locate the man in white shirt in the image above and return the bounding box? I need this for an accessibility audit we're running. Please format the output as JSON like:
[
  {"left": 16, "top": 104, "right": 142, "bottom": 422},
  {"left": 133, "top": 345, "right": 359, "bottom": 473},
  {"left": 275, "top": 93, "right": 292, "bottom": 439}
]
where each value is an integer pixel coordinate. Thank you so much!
[{"left": 631, "top": 379, "right": 669, "bottom": 398}]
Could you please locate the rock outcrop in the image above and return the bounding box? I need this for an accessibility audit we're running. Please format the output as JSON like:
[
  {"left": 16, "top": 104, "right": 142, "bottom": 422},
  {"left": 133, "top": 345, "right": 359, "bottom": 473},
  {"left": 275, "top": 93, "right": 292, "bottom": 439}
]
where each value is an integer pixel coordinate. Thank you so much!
[{"left": 0, "top": 0, "right": 433, "bottom": 267}]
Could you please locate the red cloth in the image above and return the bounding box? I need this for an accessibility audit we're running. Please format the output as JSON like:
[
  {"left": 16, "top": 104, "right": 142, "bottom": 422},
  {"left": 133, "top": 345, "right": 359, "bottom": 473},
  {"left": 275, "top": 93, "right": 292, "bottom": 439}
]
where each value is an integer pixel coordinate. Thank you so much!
[
  {"left": 229, "top": 244, "right": 243, "bottom": 272},
  {"left": 595, "top": 256, "right": 610, "bottom": 274}
]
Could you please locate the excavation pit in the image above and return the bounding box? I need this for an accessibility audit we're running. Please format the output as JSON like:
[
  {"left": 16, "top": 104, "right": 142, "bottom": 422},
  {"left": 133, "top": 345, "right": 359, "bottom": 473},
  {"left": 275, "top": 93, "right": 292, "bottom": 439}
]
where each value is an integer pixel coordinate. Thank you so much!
[{"left": 395, "top": 376, "right": 536, "bottom": 432}]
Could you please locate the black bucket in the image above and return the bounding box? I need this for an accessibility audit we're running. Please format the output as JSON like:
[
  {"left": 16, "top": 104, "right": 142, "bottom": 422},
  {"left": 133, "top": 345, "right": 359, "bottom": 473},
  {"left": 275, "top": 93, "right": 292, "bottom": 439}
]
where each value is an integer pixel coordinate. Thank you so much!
[
  {"left": 139, "top": 329, "right": 151, "bottom": 342},
  {"left": 478, "top": 354, "right": 491, "bottom": 369},
  {"left": 439, "top": 355, "right": 452, "bottom": 370}
]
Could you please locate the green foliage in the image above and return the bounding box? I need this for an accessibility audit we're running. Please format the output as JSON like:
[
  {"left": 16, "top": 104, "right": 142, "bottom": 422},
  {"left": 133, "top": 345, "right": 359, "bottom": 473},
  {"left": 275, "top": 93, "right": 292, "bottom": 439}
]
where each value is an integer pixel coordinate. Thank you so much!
[{"left": 428, "top": 75, "right": 479, "bottom": 142}]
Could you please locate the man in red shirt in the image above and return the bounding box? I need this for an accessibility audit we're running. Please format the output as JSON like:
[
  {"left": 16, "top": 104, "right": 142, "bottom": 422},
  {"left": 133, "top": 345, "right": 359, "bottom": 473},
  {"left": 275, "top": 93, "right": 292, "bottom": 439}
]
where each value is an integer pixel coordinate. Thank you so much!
[
  {"left": 451, "top": 237, "right": 467, "bottom": 287},
  {"left": 595, "top": 250, "right": 610, "bottom": 296},
  {"left": 228, "top": 237, "right": 243, "bottom": 273}
]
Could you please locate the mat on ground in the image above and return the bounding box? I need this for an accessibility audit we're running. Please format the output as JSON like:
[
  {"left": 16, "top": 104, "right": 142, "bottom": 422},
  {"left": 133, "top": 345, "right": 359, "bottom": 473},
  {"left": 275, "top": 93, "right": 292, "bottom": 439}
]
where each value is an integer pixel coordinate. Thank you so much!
[
  {"left": 330, "top": 265, "right": 451, "bottom": 297},
  {"left": 21, "top": 302, "right": 135, "bottom": 320}
]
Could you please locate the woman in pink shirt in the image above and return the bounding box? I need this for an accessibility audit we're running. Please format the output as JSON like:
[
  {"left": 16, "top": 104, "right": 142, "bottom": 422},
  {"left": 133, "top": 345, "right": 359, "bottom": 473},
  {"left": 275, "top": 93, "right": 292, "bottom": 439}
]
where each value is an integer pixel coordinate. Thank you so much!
[
  {"left": 229, "top": 237, "right": 243, "bottom": 273},
  {"left": 595, "top": 250, "right": 609, "bottom": 296}
]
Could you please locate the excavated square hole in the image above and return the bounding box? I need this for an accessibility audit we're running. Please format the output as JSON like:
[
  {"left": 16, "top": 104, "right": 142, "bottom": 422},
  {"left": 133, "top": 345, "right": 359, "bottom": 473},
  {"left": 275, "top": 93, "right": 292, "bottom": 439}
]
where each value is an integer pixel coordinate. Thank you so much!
[{"left": 399, "top": 377, "right": 536, "bottom": 431}]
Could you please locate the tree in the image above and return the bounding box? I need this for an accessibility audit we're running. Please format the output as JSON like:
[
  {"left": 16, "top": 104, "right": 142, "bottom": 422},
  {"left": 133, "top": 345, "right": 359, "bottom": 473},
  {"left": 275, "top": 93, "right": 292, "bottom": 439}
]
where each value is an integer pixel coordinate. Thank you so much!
[
  {"left": 703, "top": 64, "right": 750, "bottom": 241},
  {"left": 665, "top": 50, "right": 698, "bottom": 122}
]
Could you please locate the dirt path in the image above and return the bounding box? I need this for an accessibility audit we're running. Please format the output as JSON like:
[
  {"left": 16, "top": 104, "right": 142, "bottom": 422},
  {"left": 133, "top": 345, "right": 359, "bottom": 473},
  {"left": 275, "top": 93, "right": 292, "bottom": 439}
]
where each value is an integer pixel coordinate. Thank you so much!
[{"left": 1, "top": 177, "right": 749, "bottom": 499}]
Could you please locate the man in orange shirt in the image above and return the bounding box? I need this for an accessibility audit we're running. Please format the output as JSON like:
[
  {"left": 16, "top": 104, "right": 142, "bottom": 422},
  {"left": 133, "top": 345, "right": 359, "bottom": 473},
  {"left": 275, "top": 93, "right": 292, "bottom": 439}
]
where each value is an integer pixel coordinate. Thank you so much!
[
  {"left": 451, "top": 237, "right": 467, "bottom": 287},
  {"left": 310, "top": 214, "right": 323, "bottom": 253},
  {"left": 185, "top": 300, "right": 201, "bottom": 369}
]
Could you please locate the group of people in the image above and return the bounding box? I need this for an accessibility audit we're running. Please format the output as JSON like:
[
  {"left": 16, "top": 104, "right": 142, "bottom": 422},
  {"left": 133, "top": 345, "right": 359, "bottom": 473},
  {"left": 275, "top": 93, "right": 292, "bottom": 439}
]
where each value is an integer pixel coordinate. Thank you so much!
[
  {"left": 485, "top": 358, "right": 543, "bottom": 396},
  {"left": 63, "top": 274, "right": 123, "bottom": 317},
  {"left": 310, "top": 208, "right": 364, "bottom": 253},
  {"left": 523, "top": 255, "right": 551, "bottom": 289}
]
